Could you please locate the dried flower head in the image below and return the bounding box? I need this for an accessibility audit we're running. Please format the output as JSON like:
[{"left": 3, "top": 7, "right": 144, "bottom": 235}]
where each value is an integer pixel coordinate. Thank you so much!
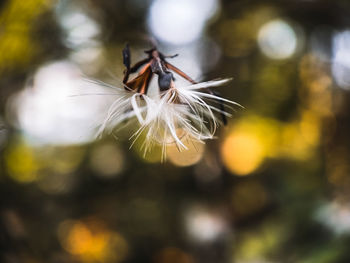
[{"left": 88, "top": 45, "right": 241, "bottom": 158}]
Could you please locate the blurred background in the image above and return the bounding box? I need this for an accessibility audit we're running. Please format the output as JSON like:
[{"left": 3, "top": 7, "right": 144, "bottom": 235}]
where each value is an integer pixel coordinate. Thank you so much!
[{"left": 1, "top": 0, "right": 350, "bottom": 262}]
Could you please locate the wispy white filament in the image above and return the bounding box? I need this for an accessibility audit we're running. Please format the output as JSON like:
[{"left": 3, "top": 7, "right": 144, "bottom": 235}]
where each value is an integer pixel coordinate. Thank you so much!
[
  {"left": 80, "top": 79, "right": 150, "bottom": 138},
  {"left": 133, "top": 79, "right": 242, "bottom": 157},
  {"left": 85, "top": 78, "right": 240, "bottom": 157}
]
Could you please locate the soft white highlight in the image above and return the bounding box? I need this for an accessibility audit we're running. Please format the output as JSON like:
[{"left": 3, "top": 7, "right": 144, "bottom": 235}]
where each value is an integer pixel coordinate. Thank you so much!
[
  {"left": 11, "top": 61, "right": 106, "bottom": 145},
  {"left": 147, "top": 0, "right": 218, "bottom": 45},
  {"left": 258, "top": 19, "right": 297, "bottom": 60},
  {"left": 332, "top": 30, "right": 350, "bottom": 89}
]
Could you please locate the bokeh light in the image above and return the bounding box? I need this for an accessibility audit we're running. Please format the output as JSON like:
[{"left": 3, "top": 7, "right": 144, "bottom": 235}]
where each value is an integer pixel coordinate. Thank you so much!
[
  {"left": 184, "top": 205, "right": 228, "bottom": 243},
  {"left": 5, "top": 138, "right": 39, "bottom": 183},
  {"left": 258, "top": 19, "right": 298, "bottom": 59},
  {"left": 332, "top": 30, "right": 350, "bottom": 89},
  {"left": 9, "top": 61, "right": 108, "bottom": 145},
  {"left": 221, "top": 131, "right": 264, "bottom": 176},
  {"left": 316, "top": 201, "right": 350, "bottom": 235},
  {"left": 221, "top": 117, "right": 278, "bottom": 176},
  {"left": 221, "top": 110, "right": 323, "bottom": 176},
  {"left": 55, "top": 1, "right": 103, "bottom": 72},
  {"left": 57, "top": 219, "right": 128, "bottom": 262},
  {"left": 0, "top": 0, "right": 51, "bottom": 72},
  {"left": 167, "top": 139, "right": 205, "bottom": 167},
  {"left": 147, "top": 0, "right": 218, "bottom": 45},
  {"left": 4, "top": 137, "right": 84, "bottom": 191},
  {"left": 58, "top": 10, "right": 100, "bottom": 49}
]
